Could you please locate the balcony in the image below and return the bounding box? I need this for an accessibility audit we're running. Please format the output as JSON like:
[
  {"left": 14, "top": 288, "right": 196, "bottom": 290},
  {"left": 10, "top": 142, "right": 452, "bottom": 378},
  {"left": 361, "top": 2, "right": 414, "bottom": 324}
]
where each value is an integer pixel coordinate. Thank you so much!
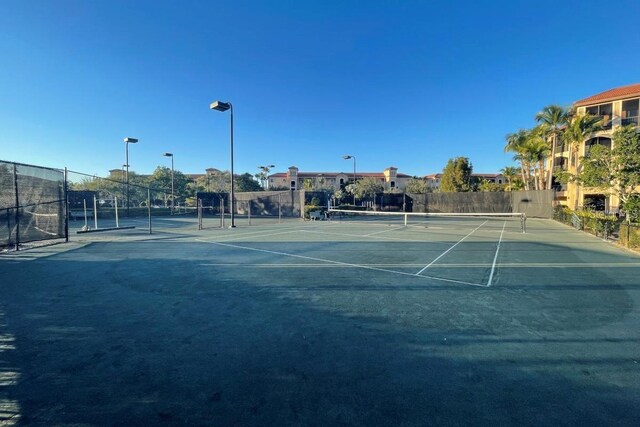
[
  {"left": 600, "top": 115, "right": 613, "bottom": 130},
  {"left": 622, "top": 116, "right": 638, "bottom": 127}
]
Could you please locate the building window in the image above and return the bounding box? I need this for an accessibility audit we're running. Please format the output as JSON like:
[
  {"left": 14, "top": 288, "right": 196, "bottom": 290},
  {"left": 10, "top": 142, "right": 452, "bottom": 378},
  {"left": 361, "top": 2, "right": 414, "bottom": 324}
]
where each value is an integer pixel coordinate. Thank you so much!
[
  {"left": 290, "top": 181, "right": 296, "bottom": 190},
  {"left": 622, "top": 98, "right": 639, "bottom": 126},
  {"left": 585, "top": 103, "right": 613, "bottom": 129},
  {"left": 585, "top": 137, "right": 611, "bottom": 155},
  {"left": 390, "top": 181, "right": 395, "bottom": 188}
]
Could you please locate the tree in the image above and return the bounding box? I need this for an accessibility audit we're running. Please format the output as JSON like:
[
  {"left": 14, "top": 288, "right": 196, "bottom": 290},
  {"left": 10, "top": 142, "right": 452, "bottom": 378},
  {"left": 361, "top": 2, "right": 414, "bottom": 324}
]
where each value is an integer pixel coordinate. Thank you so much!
[
  {"left": 505, "top": 129, "right": 532, "bottom": 190},
  {"left": 500, "top": 166, "right": 520, "bottom": 191},
  {"left": 404, "top": 178, "right": 429, "bottom": 194},
  {"left": 202, "top": 170, "right": 231, "bottom": 193},
  {"left": 441, "top": 157, "right": 473, "bottom": 192},
  {"left": 562, "top": 112, "right": 604, "bottom": 207},
  {"left": 578, "top": 125, "right": 640, "bottom": 214},
  {"left": 535, "top": 105, "right": 568, "bottom": 189},
  {"left": 522, "top": 126, "right": 550, "bottom": 190},
  {"left": 353, "top": 177, "right": 384, "bottom": 199},
  {"left": 563, "top": 112, "right": 603, "bottom": 168},
  {"left": 235, "top": 173, "right": 263, "bottom": 192},
  {"left": 148, "top": 166, "right": 191, "bottom": 204},
  {"left": 302, "top": 178, "right": 314, "bottom": 191},
  {"left": 478, "top": 180, "right": 504, "bottom": 192}
]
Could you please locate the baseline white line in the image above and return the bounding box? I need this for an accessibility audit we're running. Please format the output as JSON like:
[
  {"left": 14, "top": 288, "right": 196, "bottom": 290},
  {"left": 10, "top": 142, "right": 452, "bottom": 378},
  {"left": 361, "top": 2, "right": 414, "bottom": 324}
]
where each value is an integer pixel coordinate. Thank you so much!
[
  {"left": 416, "top": 220, "right": 488, "bottom": 275},
  {"left": 486, "top": 221, "right": 507, "bottom": 287},
  {"left": 204, "top": 240, "right": 486, "bottom": 287}
]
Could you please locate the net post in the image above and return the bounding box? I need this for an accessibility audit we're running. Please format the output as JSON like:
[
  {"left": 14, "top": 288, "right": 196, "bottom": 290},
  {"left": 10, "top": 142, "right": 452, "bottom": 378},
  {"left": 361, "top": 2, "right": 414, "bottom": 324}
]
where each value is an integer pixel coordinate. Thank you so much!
[
  {"left": 278, "top": 193, "right": 282, "bottom": 223},
  {"left": 83, "top": 199, "right": 88, "bottom": 229},
  {"left": 197, "top": 199, "right": 203, "bottom": 230},
  {"left": 521, "top": 213, "right": 526, "bottom": 233},
  {"left": 248, "top": 200, "right": 252, "bottom": 225},
  {"left": 404, "top": 213, "right": 408, "bottom": 226},
  {"left": 115, "top": 196, "right": 119, "bottom": 228},
  {"left": 148, "top": 188, "right": 152, "bottom": 234}
]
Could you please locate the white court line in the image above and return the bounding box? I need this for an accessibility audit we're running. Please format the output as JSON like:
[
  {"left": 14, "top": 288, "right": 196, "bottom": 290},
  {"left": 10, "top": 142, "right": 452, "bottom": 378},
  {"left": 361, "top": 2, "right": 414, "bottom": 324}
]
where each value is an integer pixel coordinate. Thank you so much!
[
  {"left": 198, "top": 261, "right": 640, "bottom": 268},
  {"left": 365, "top": 227, "right": 404, "bottom": 237},
  {"left": 203, "top": 240, "right": 486, "bottom": 287},
  {"left": 196, "top": 228, "right": 302, "bottom": 243},
  {"left": 301, "top": 229, "right": 430, "bottom": 243},
  {"left": 486, "top": 221, "right": 507, "bottom": 287},
  {"left": 416, "top": 220, "right": 488, "bottom": 275}
]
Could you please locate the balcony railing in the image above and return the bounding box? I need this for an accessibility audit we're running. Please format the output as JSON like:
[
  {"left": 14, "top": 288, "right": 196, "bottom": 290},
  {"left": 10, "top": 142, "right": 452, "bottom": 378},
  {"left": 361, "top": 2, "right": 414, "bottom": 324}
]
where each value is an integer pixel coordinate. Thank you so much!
[
  {"left": 600, "top": 116, "right": 612, "bottom": 129},
  {"left": 622, "top": 116, "right": 639, "bottom": 127}
]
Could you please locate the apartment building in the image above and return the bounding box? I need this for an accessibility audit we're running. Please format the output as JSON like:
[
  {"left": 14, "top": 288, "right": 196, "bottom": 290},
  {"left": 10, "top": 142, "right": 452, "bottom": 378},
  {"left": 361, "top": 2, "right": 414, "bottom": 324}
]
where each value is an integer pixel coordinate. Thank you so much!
[
  {"left": 551, "top": 83, "right": 640, "bottom": 211},
  {"left": 268, "top": 166, "right": 411, "bottom": 191}
]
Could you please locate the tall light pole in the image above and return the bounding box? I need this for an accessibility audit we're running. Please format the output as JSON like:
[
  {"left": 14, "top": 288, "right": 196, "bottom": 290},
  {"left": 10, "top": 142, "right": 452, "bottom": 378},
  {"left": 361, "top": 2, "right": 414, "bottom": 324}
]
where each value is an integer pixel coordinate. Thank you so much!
[
  {"left": 124, "top": 137, "right": 138, "bottom": 215},
  {"left": 163, "top": 152, "right": 174, "bottom": 214},
  {"left": 343, "top": 155, "right": 356, "bottom": 205},
  {"left": 210, "top": 100, "right": 235, "bottom": 228},
  {"left": 258, "top": 164, "right": 275, "bottom": 189}
]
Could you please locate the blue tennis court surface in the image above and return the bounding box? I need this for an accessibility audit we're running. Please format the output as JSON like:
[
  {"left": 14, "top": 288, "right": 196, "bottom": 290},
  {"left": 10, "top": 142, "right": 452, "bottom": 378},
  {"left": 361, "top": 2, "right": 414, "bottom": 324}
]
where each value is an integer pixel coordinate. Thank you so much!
[{"left": 1, "top": 216, "right": 639, "bottom": 425}]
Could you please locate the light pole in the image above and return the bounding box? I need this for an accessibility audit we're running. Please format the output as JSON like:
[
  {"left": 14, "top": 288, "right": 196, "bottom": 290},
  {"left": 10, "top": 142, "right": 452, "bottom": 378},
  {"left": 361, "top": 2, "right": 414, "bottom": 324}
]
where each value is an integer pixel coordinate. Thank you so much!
[
  {"left": 124, "top": 137, "right": 138, "bottom": 215},
  {"left": 163, "top": 152, "right": 175, "bottom": 214},
  {"left": 258, "top": 164, "right": 275, "bottom": 189},
  {"left": 342, "top": 154, "right": 356, "bottom": 205},
  {"left": 210, "top": 100, "right": 235, "bottom": 228}
]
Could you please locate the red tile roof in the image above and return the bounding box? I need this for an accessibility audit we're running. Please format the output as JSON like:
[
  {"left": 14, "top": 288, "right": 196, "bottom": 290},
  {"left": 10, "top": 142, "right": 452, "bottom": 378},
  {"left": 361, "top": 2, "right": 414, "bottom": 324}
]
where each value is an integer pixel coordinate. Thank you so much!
[{"left": 574, "top": 83, "right": 640, "bottom": 107}]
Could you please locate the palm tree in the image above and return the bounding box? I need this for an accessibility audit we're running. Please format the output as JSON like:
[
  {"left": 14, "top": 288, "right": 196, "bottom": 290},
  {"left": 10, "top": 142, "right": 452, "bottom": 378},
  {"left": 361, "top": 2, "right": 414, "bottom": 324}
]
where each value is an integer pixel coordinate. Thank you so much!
[
  {"left": 505, "top": 129, "right": 532, "bottom": 190},
  {"left": 500, "top": 166, "right": 520, "bottom": 191},
  {"left": 522, "top": 127, "right": 551, "bottom": 191},
  {"left": 562, "top": 112, "right": 603, "bottom": 208},
  {"left": 563, "top": 112, "right": 604, "bottom": 167},
  {"left": 535, "top": 105, "right": 569, "bottom": 189}
]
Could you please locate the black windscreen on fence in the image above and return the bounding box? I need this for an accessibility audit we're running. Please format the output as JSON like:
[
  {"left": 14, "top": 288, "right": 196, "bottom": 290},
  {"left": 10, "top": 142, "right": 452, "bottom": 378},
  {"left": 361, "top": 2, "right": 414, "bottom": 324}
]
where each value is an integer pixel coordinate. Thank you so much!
[{"left": 1, "top": 160, "right": 66, "bottom": 249}]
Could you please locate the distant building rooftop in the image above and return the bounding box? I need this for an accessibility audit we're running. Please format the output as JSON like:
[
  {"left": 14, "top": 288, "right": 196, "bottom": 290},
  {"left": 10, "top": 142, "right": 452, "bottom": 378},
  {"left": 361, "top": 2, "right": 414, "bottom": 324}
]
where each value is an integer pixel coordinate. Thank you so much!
[{"left": 574, "top": 83, "right": 640, "bottom": 107}]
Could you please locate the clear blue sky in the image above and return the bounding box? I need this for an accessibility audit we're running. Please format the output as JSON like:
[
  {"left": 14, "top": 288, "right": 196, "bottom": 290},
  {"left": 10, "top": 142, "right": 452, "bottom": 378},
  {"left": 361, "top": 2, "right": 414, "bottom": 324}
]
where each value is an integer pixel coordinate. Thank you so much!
[{"left": 2, "top": 0, "right": 640, "bottom": 178}]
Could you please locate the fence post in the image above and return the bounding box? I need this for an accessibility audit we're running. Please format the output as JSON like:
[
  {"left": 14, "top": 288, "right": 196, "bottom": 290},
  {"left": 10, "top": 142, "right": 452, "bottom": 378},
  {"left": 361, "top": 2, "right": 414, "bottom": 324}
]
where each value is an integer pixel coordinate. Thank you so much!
[
  {"left": 93, "top": 196, "right": 98, "bottom": 229},
  {"left": 13, "top": 164, "right": 19, "bottom": 251},
  {"left": 220, "top": 197, "right": 225, "bottom": 228},
  {"left": 6, "top": 208, "right": 11, "bottom": 249},
  {"left": 148, "top": 188, "right": 152, "bottom": 234},
  {"left": 64, "top": 167, "right": 69, "bottom": 242}
]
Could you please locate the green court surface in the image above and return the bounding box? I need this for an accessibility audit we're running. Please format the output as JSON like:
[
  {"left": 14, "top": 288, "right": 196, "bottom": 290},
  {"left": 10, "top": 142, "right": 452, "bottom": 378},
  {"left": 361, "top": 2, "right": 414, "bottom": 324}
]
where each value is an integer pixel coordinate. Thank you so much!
[{"left": 1, "top": 216, "right": 639, "bottom": 425}]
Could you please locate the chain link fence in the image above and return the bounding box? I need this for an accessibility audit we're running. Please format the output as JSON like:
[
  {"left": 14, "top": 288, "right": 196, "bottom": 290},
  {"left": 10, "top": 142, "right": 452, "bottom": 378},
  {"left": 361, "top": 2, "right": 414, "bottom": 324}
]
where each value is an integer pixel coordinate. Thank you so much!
[{"left": 1, "top": 160, "right": 67, "bottom": 250}]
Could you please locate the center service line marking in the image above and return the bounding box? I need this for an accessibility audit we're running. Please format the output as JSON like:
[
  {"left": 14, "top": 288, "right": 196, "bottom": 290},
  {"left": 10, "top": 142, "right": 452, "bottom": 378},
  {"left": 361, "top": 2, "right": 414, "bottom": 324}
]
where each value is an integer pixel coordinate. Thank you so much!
[
  {"left": 486, "top": 221, "right": 507, "bottom": 287},
  {"left": 415, "top": 220, "right": 488, "bottom": 276},
  {"left": 204, "top": 240, "right": 486, "bottom": 287}
]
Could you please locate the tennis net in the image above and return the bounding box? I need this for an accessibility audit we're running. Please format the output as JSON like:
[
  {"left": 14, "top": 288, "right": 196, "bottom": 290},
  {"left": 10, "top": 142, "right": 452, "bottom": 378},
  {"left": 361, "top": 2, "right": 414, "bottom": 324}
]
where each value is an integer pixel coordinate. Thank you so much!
[{"left": 328, "top": 209, "right": 527, "bottom": 233}]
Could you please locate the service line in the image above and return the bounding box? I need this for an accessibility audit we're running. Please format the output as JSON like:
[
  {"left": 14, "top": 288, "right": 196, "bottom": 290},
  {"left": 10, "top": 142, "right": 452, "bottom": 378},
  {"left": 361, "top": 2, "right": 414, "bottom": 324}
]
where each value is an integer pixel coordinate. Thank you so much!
[
  {"left": 415, "top": 220, "right": 488, "bottom": 275},
  {"left": 204, "top": 240, "right": 486, "bottom": 287}
]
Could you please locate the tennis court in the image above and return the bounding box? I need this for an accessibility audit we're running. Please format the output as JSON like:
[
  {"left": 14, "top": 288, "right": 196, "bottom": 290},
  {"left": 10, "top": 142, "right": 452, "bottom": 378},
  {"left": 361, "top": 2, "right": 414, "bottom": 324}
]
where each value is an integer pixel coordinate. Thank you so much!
[{"left": 1, "top": 214, "right": 639, "bottom": 425}]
